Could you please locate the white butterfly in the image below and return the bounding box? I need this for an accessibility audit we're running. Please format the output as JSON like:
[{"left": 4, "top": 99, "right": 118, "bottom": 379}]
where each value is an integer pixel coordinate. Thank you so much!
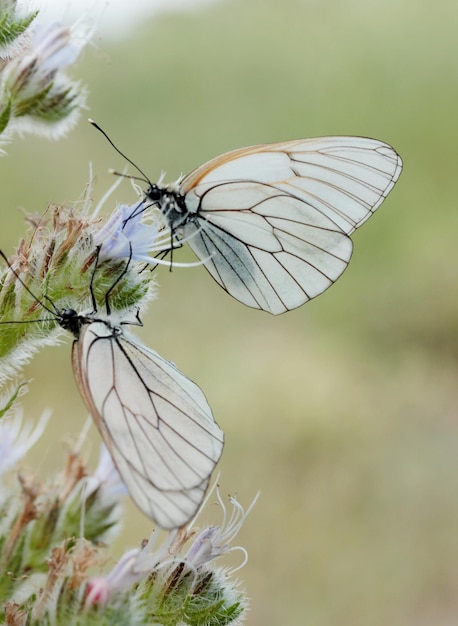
[
  {"left": 0, "top": 251, "right": 224, "bottom": 529},
  {"left": 142, "top": 136, "right": 402, "bottom": 315},
  {"left": 69, "top": 314, "right": 224, "bottom": 529}
]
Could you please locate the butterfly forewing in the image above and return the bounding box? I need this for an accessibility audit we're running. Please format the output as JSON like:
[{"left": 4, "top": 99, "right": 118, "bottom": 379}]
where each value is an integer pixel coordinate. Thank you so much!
[
  {"left": 176, "top": 136, "right": 402, "bottom": 314},
  {"left": 72, "top": 321, "right": 224, "bottom": 529}
]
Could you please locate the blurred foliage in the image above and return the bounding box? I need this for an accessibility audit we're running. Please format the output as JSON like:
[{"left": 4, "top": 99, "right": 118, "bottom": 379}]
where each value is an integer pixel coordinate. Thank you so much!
[{"left": 1, "top": 0, "right": 458, "bottom": 624}]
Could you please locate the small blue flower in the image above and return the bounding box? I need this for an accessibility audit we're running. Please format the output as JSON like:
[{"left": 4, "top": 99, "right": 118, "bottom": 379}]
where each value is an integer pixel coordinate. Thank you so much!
[
  {"left": 31, "top": 22, "right": 80, "bottom": 73},
  {"left": 0, "top": 18, "right": 91, "bottom": 139},
  {"left": 96, "top": 202, "right": 160, "bottom": 263},
  {"left": 4, "top": 21, "right": 82, "bottom": 94}
]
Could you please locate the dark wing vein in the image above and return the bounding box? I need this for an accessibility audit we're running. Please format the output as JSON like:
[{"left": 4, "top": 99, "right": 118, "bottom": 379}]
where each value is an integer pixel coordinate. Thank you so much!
[{"left": 184, "top": 181, "right": 351, "bottom": 314}]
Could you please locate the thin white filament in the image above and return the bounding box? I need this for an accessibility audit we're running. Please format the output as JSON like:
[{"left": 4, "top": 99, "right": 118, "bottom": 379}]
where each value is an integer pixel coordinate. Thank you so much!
[
  {"left": 92, "top": 168, "right": 127, "bottom": 218},
  {"left": 149, "top": 251, "right": 215, "bottom": 269}
]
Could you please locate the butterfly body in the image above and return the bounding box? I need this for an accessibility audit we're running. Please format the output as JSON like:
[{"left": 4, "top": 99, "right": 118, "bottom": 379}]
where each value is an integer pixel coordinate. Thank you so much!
[
  {"left": 143, "top": 136, "right": 402, "bottom": 315},
  {"left": 56, "top": 307, "right": 97, "bottom": 337},
  {"left": 145, "top": 183, "right": 189, "bottom": 230}
]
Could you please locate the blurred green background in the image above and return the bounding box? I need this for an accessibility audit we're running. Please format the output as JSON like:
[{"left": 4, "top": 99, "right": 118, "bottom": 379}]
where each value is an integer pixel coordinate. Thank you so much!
[{"left": 2, "top": 0, "right": 458, "bottom": 623}]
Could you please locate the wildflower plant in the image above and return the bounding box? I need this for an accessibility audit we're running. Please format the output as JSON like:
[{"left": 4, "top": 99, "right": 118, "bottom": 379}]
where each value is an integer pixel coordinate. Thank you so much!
[
  {"left": 0, "top": 0, "right": 89, "bottom": 147},
  {"left": 0, "top": 194, "right": 156, "bottom": 383},
  {"left": 0, "top": 5, "right": 253, "bottom": 625},
  {"left": 0, "top": 203, "right": 254, "bottom": 624},
  {"left": 0, "top": 390, "right": 250, "bottom": 625}
]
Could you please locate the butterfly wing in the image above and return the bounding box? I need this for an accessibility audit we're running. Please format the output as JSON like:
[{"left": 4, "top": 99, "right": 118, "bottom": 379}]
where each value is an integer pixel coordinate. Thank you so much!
[
  {"left": 72, "top": 321, "right": 224, "bottom": 529},
  {"left": 179, "top": 136, "right": 402, "bottom": 314}
]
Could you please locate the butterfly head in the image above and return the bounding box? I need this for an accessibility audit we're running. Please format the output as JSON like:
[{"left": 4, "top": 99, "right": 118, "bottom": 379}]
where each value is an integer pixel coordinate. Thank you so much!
[
  {"left": 58, "top": 308, "right": 85, "bottom": 338},
  {"left": 144, "top": 184, "right": 189, "bottom": 231},
  {"left": 145, "top": 183, "right": 161, "bottom": 204}
]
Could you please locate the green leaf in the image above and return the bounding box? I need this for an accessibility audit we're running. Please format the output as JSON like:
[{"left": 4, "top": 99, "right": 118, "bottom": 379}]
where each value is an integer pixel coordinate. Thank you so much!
[
  {"left": 0, "top": 380, "right": 27, "bottom": 419},
  {"left": 0, "top": 8, "right": 38, "bottom": 50},
  {"left": 13, "top": 81, "right": 81, "bottom": 124},
  {"left": 13, "top": 82, "right": 53, "bottom": 117},
  {"left": 0, "top": 97, "right": 11, "bottom": 134}
]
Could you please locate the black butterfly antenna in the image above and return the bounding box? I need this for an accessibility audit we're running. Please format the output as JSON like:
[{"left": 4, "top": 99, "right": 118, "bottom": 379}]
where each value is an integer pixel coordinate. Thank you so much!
[
  {"left": 89, "top": 120, "right": 177, "bottom": 271},
  {"left": 88, "top": 119, "right": 153, "bottom": 188}
]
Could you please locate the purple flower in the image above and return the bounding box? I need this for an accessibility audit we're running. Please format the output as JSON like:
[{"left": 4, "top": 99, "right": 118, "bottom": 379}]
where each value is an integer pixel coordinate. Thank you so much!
[
  {"left": 84, "top": 530, "right": 177, "bottom": 608},
  {"left": 186, "top": 488, "right": 260, "bottom": 570},
  {"left": 85, "top": 548, "right": 143, "bottom": 608},
  {"left": 84, "top": 485, "right": 259, "bottom": 609}
]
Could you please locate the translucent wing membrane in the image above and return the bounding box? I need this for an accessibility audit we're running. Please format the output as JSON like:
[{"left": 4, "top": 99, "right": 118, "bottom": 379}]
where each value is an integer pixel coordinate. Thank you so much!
[
  {"left": 183, "top": 183, "right": 352, "bottom": 314},
  {"left": 178, "top": 136, "right": 402, "bottom": 315},
  {"left": 72, "top": 321, "right": 224, "bottom": 529}
]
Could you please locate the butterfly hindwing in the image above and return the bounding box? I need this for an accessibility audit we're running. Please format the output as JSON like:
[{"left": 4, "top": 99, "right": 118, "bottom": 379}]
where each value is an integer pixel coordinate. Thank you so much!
[
  {"left": 72, "top": 320, "right": 224, "bottom": 529},
  {"left": 183, "top": 181, "right": 353, "bottom": 314}
]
